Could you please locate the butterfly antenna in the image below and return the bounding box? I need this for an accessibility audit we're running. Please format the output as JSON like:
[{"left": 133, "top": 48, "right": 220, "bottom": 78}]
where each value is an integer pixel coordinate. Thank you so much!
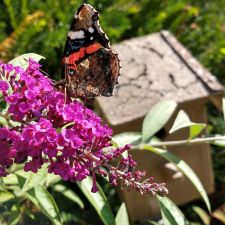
[
  {"left": 23, "top": 58, "right": 52, "bottom": 78},
  {"left": 39, "top": 68, "right": 51, "bottom": 77},
  {"left": 64, "top": 87, "right": 67, "bottom": 104},
  {"left": 64, "top": 62, "right": 69, "bottom": 83}
]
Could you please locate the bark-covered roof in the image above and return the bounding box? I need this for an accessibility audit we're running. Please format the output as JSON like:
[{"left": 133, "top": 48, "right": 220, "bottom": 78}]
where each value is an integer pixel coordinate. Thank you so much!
[{"left": 96, "top": 30, "right": 224, "bottom": 125}]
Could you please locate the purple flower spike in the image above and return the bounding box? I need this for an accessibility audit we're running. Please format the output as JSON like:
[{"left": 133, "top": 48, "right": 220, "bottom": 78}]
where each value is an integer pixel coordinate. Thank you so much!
[{"left": 0, "top": 60, "right": 168, "bottom": 196}]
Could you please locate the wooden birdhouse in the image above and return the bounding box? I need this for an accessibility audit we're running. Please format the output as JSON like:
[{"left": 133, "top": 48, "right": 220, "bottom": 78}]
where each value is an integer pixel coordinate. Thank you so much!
[{"left": 94, "top": 30, "right": 224, "bottom": 221}]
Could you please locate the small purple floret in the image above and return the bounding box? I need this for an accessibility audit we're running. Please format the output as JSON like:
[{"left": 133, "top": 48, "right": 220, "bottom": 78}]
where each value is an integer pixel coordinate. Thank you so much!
[{"left": 0, "top": 80, "right": 9, "bottom": 92}]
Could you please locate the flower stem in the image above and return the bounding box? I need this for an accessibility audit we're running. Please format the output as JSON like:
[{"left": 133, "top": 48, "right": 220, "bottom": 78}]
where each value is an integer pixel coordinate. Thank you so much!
[{"left": 131, "top": 136, "right": 225, "bottom": 149}]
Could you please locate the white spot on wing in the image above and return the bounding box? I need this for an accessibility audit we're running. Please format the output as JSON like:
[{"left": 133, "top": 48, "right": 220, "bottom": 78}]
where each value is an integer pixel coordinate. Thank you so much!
[
  {"left": 90, "top": 36, "right": 94, "bottom": 40},
  {"left": 68, "top": 30, "right": 85, "bottom": 39},
  {"left": 88, "top": 27, "right": 94, "bottom": 33}
]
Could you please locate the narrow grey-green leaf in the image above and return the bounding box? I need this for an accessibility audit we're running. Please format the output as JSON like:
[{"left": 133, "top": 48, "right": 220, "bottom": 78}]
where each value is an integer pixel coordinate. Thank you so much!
[
  {"left": 77, "top": 177, "right": 115, "bottom": 225},
  {"left": 25, "top": 208, "right": 35, "bottom": 220},
  {"left": 0, "top": 191, "right": 14, "bottom": 203},
  {"left": 45, "top": 173, "right": 61, "bottom": 187},
  {"left": 113, "top": 132, "right": 142, "bottom": 147},
  {"left": 35, "top": 185, "right": 62, "bottom": 225},
  {"left": 113, "top": 132, "right": 142, "bottom": 158},
  {"left": 111, "top": 138, "right": 119, "bottom": 148},
  {"left": 53, "top": 184, "right": 84, "bottom": 209},
  {"left": 115, "top": 203, "right": 129, "bottom": 225},
  {"left": 142, "top": 146, "right": 211, "bottom": 212},
  {"left": 212, "top": 135, "right": 225, "bottom": 147},
  {"left": 26, "top": 188, "right": 41, "bottom": 209},
  {"left": 192, "top": 206, "right": 210, "bottom": 225},
  {"left": 2, "top": 173, "right": 18, "bottom": 185},
  {"left": 0, "top": 100, "right": 8, "bottom": 110},
  {"left": 9, "top": 204, "right": 21, "bottom": 225},
  {"left": 19, "top": 165, "right": 48, "bottom": 192},
  {"left": 0, "top": 116, "right": 8, "bottom": 126},
  {"left": 26, "top": 188, "right": 61, "bottom": 225},
  {"left": 8, "top": 53, "right": 45, "bottom": 69},
  {"left": 147, "top": 221, "right": 160, "bottom": 225},
  {"left": 148, "top": 136, "right": 161, "bottom": 145},
  {"left": 157, "top": 196, "right": 187, "bottom": 225},
  {"left": 169, "top": 110, "right": 206, "bottom": 139},
  {"left": 16, "top": 174, "right": 27, "bottom": 190},
  {"left": 61, "top": 212, "right": 82, "bottom": 224},
  {"left": 142, "top": 100, "right": 177, "bottom": 142},
  {"left": 9, "top": 120, "right": 22, "bottom": 128}
]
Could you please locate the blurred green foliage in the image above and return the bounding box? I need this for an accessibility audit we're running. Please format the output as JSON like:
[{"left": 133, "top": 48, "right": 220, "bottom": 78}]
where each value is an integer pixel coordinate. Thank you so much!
[
  {"left": 0, "top": 0, "right": 224, "bottom": 219},
  {"left": 0, "top": 0, "right": 225, "bottom": 81}
]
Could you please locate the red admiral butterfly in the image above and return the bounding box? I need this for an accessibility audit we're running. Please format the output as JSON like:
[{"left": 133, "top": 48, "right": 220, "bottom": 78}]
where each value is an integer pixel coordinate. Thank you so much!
[{"left": 59, "top": 3, "right": 120, "bottom": 100}]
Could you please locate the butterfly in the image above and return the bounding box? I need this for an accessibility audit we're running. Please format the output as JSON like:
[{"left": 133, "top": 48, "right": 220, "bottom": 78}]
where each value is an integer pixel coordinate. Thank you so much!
[{"left": 59, "top": 3, "right": 120, "bottom": 100}]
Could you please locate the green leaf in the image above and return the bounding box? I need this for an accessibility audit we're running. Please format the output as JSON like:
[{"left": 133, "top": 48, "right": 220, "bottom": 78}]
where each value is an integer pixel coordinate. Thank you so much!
[
  {"left": 222, "top": 98, "right": 225, "bottom": 121},
  {"left": 35, "top": 186, "right": 61, "bottom": 224},
  {"left": 220, "top": 47, "right": 225, "bottom": 54},
  {"left": 53, "top": 184, "right": 84, "bottom": 209},
  {"left": 212, "top": 135, "right": 225, "bottom": 147},
  {"left": 0, "top": 191, "right": 14, "bottom": 203},
  {"left": 115, "top": 203, "right": 129, "bottom": 225},
  {"left": 157, "top": 196, "right": 188, "bottom": 225},
  {"left": 15, "top": 166, "right": 48, "bottom": 192},
  {"left": 2, "top": 173, "right": 18, "bottom": 185},
  {"left": 21, "top": 165, "right": 48, "bottom": 192},
  {"left": 147, "top": 221, "right": 160, "bottom": 225},
  {"left": 61, "top": 212, "right": 81, "bottom": 224},
  {"left": 0, "top": 116, "right": 8, "bottom": 126},
  {"left": 0, "top": 101, "right": 8, "bottom": 110},
  {"left": 8, "top": 204, "right": 21, "bottom": 225},
  {"left": 148, "top": 136, "right": 161, "bottom": 145},
  {"left": 142, "top": 146, "right": 211, "bottom": 212},
  {"left": 169, "top": 110, "right": 206, "bottom": 139},
  {"left": 113, "top": 132, "right": 142, "bottom": 158},
  {"left": 8, "top": 53, "right": 45, "bottom": 70},
  {"left": 192, "top": 206, "right": 210, "bottom": 225},
  {"left": 77, "top": 177, "right": 115, "bottom": 225},
  {"left": 26, "top": 188, "right": 41, "bottom": 209},
  {"left": 45, "top": 173, "right": 61, "bottom": 187},
  {"left": 113, "top": 132, "right": 142, "bottom": 147},
  {"left": 9, "top": 120, "right": 22, "bottom": 128},
  {"left": 24, "top": 208, "right": 35, "bottom": 221},
  {"left": 111, "top": 138, "right": 119, "bottom": 148},
  {"left": 26, "top": 186, "right": 62, "bottom": 225},
  {"left": 142, "top": 100, "right": 177, "bottom": 142},
  {"left": 16, "top": 175, "right": 27, "bottom": 190}
]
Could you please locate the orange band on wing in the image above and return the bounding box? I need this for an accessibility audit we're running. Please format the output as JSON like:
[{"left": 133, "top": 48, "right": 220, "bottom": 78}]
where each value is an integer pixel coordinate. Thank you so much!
[
  {"left": 63, "top": 42, "right": 103, "bottom": 67},
  {"left": 70, "top": 48, "right": 85, "bottom": 63},
  {"left": 86, "top": 42, "right": 102, "bottom": 54}
]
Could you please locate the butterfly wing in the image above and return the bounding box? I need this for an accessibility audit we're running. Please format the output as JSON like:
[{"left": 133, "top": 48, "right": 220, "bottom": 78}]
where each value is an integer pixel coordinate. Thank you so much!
[
  {"left": 62, "top": 3, "right": 110, "bottom": 78},
  {"left": 66, "top": 48, "right": 120, "bottom": 99},
  {"left": 61, "top": 3, "right": 120, "bottom": 100}
]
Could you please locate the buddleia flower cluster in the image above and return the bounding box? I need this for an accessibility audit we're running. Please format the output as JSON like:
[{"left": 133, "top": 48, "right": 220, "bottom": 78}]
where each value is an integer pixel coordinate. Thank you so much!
[{"left": 0, "top": 59, "right": 168, "bottom": 196}]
